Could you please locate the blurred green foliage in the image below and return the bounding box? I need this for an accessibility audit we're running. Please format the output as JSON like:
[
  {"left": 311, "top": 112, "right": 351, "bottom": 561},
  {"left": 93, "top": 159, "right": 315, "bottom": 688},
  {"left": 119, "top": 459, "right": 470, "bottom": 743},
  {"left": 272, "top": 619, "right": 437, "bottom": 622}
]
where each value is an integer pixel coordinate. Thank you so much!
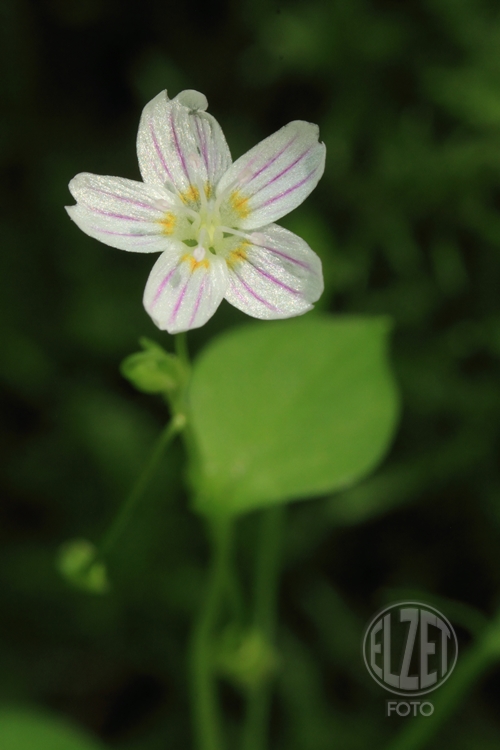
[
  {"left": 1, "top": 0, "right": 500, "bottom": 748},
  {"left": 0, "top": 707, "right": 106, "bottom": 750}
]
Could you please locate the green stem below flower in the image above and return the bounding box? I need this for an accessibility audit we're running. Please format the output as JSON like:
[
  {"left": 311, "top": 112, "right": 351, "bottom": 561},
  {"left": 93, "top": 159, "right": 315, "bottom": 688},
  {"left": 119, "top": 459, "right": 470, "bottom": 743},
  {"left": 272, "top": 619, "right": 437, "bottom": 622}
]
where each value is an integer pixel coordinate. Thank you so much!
[
  {"left": 191, "top": 517, "right": 233, "bottom": 750},
  {"left": 99, "top": 414, "right": 185, "bottom": 560},
  {"left": 242, "top": 505, "right": 285, "bottom": 750},
  {"left": 385, "top": 609, "right": 500, "bottom": 750},
  {"left": 175, "top": 330, "right": 190, "bottom": 369}
]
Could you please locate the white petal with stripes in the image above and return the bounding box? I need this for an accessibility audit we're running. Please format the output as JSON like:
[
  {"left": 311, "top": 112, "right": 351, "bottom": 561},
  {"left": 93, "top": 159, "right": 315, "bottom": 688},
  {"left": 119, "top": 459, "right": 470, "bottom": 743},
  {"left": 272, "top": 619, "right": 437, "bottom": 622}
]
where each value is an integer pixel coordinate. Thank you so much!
[
  {"left": 144, "top": 244, "right": 229, "bottom": 334},
  {"left": 223, "top": 224, "right": 324, "bottom": 320}
]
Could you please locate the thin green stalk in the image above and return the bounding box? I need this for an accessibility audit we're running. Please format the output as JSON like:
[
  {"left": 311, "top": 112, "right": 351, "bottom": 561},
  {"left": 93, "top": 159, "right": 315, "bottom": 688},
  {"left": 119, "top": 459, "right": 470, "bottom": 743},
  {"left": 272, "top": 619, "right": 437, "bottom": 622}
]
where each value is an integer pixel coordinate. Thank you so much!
[
  {"left": 226, "top": 564, "right": 245, "bottom": 626},
  {"left": 242, "top": 505, "right": 285, "bottom": 750},
  {"left": 175, "top": 330, "right": 190, "bottom": 369},
  {"left": 191, "top": 517, "right": 233, "bottom": 750},
  {"left": 99, "top": 414, "right": 185, "bottom": 559},
  {"left": 386, "top": 612, "right": 500, "bottom": 750}
]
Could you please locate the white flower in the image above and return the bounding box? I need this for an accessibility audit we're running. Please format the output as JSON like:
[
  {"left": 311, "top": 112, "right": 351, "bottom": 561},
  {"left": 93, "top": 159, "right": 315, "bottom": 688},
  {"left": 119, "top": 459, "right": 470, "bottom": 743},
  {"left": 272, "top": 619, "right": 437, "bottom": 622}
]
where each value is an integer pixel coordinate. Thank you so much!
[{"left": 66, "top": 90, "right": 326, "bottom": 334}]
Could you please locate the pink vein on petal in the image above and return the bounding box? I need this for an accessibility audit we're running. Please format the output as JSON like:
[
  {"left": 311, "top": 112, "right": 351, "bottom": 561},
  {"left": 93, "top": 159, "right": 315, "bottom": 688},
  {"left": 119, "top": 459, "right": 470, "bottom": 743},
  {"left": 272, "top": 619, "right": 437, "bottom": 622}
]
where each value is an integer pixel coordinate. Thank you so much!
[
  {"left": 189, "top": 275, "right": 207, "bottom": 327},
  {"left": 251, "top": 146, "right": 314, "bottom": 197},
  {"left": 248, "top": 262, "right": 300, "bottom": 295},
  {"left": 90, "top": 208, "right": 143, "bottom": 221},
  {"left": 92, "top": 188, "right": 153, "bottom": 210},
  {"left": 241, "top": 135, "right": 298, "bottom": 187},
  {"left": 253, "top": 167, "right": 319, "bottom": 210},
  {"left": 168, "top": 276, "right": 190, "bottom": 325},
  {"left": 152, "top": 266, "right": 177, "bottom": 307},
  {"left": 256, "top": 245, "right": 311, "bottom": 270},
  {"left": 232, "top": 272, "right": 279, "bottom": 311},
  {"left": 170, "top": 110, "right": 190, "bottom": 181},
  {"left": 194, "top": 118, "right": 209, "bottom": 174},
  {"left": 149, "top": 121, "right": 175, "bottom": 183},
  {"left": 97, "top": 229, "right": 159, "bottom": 238}
]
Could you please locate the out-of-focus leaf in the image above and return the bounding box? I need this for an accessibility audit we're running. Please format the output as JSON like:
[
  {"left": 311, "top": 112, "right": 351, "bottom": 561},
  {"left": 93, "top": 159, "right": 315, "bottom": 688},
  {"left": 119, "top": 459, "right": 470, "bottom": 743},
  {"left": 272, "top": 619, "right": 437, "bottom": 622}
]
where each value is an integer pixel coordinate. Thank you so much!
[{"left": 0, "top": 708, "right": 107, "bottom": 750}]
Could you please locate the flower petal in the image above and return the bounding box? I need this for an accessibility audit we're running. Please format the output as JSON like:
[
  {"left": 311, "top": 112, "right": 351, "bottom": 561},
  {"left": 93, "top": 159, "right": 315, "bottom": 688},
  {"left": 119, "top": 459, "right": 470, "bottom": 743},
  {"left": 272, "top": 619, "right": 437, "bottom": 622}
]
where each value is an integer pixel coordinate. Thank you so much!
[
  {"left": 174, "top": 89, "right": 209, "bottom": 112},
  {"left": 143, "top": 245, "right": 229, "bottom": 333},
  {"left": 223, "top": 223, "right": 324, "bottom": 319},
  {"left": 136, "top": 89, "right": 231, "bottom": 200},
  {"left": 190, "top": 110, "right": 232, "bottom": 191},
  {"left": 137, "top": 91, "right": 201, "bottom": 194},
  {"left": 174, "top": 90, "right": 232, "bottom": 185},
  {"left": 217, "top": 121, "right": 326, "bottom": 230},
  {"left": 66, "top": 173, "right": 181, "bottom": 252}
]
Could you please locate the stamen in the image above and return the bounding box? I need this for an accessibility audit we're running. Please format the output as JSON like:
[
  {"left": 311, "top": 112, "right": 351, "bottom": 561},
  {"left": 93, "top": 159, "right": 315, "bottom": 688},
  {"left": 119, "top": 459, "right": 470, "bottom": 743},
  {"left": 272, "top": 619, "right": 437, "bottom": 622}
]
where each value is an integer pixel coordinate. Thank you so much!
[
  {"left": 155, "top": 193, "right": 200, "bottom": 229},
  {"left": 184, "top": 206, "right": 201, "bottom": 232},
  {"left": 218, "top": 225, "right": 254, "bottom": 241},
  {"left": 248, "top": 231, "right": 266, "bottom": 246},
  {"left": 199, "top": 182, "right": 208, "bottom": 215},
  {"left": 198, "top": 226, "right": 209, "bottom": 248}
]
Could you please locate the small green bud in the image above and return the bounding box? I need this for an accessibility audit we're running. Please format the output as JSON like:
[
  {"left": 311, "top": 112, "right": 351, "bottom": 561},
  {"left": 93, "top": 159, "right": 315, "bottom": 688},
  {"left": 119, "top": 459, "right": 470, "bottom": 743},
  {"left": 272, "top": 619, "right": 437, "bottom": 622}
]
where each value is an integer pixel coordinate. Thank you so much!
[
  {"left": 214, "top": 626, "right": 279, "bottom": 690},
  {"left": 57, "top": 538, "right": 110, "bottom": 595},
  {"left": 120, "top": 338, "right": 187, "bottom": 395}
]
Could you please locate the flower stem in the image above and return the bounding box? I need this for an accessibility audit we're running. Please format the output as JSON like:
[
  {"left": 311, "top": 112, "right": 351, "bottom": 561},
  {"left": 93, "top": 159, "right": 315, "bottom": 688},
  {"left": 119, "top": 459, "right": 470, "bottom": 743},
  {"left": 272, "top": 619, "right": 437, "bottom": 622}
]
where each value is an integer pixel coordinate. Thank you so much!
[
  {"left": 385, "top": 610, "right": 500, "bottom": 750},
  {"left": 99, "top": 414, "right": 185, "bottom": 559},
  {"left": 242, "top": 505, "right": 285, "bottom": 750},
  {"left": 175, "top": 330, "right": 190, "bottom": 369},
  {"left": 191, "top": 517, "right": 233, "bottom": 750}
]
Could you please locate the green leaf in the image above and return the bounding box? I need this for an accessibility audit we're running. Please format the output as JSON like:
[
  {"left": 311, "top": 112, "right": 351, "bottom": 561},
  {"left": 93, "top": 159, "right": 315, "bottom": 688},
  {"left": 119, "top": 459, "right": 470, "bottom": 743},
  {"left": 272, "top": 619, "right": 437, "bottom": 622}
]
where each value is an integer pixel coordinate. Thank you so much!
[
  {"left": 0, "top": 708, "right": 106, "bottom": 750},
  {"left": 188, "top": 315, "right": 399, "bottom": 516}
]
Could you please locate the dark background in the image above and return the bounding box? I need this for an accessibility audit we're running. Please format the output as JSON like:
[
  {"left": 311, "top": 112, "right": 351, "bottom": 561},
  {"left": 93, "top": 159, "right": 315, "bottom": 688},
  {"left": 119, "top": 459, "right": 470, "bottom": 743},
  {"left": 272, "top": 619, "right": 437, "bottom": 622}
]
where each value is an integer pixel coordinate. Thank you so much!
[{"left": 1, "top": 0, "right": 500, "bottom": 747}]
